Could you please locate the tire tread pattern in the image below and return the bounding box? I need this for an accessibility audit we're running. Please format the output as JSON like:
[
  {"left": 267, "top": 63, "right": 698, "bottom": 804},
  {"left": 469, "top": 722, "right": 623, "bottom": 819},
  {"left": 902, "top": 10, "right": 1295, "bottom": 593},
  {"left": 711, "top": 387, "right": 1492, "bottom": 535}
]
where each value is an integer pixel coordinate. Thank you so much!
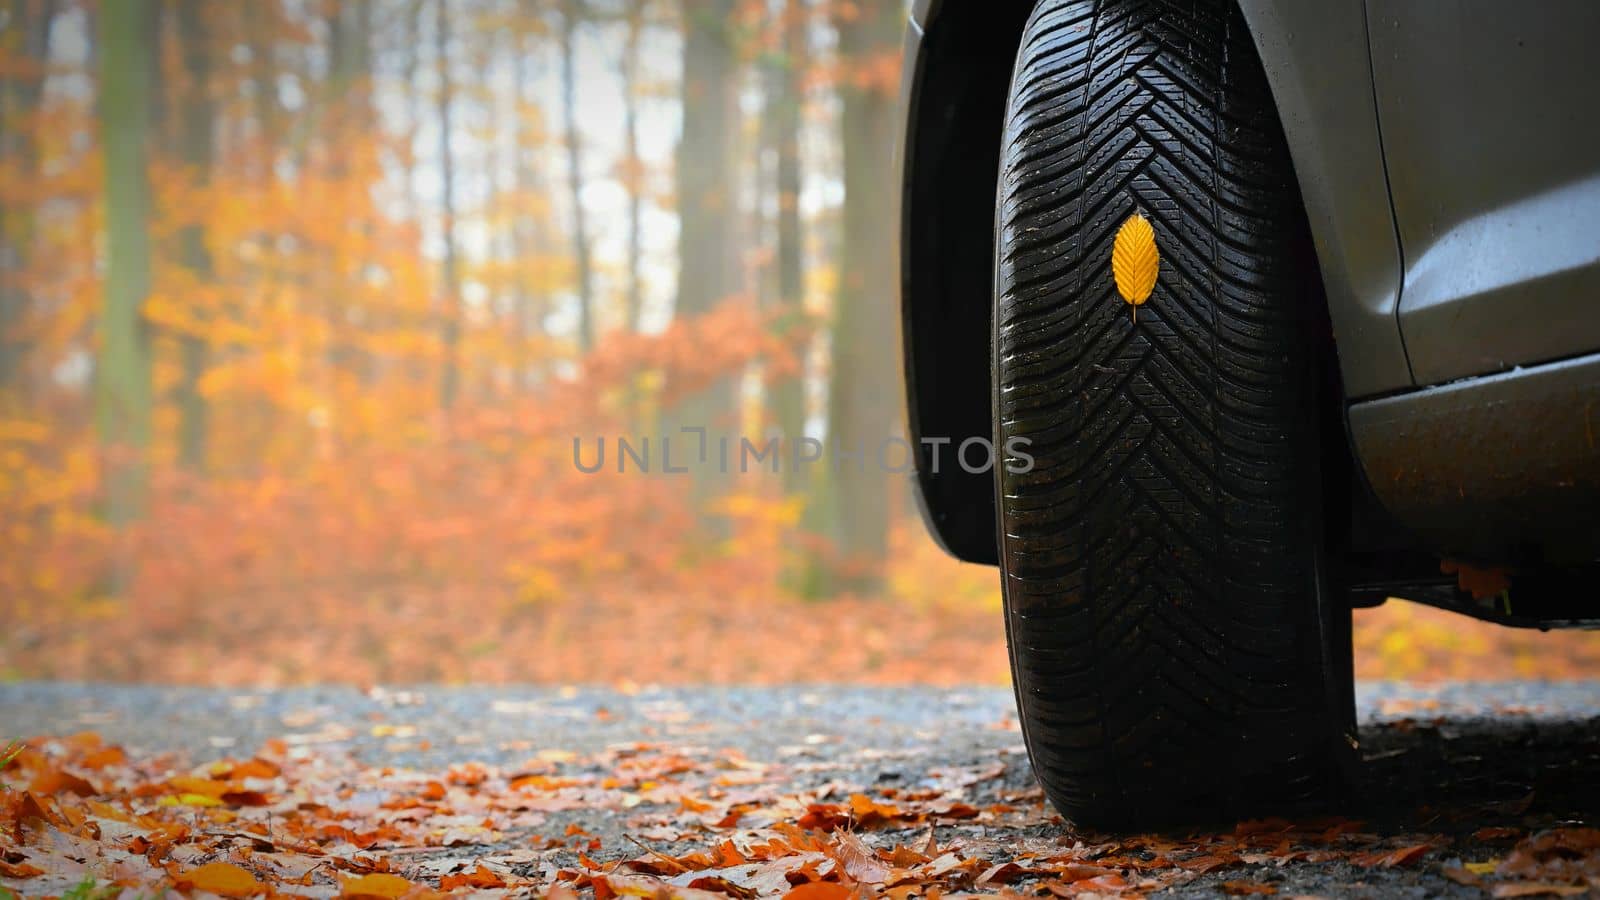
[{"left": 994, "top": 0, "right": 1343, "bottom": 827}]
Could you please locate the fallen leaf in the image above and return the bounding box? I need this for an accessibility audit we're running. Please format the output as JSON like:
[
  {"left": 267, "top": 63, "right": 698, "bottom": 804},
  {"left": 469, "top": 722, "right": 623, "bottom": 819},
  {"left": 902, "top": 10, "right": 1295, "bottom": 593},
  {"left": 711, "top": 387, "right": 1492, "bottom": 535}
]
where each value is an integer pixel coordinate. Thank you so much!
[
  {"left": 686, "top": 875, "right": 759, "bottom": 898},
  {"left": 176, "top": 861, "right": 265, "bottom": 898},
  {"left": 0, "top": 859, "right": 45, "bottom": 878},
  {"left": 847, "top": 794, "right": 904, "bottom": 828},
  {"left": 158, "top": 792, "right": 223, "bottom": 808},
  {"left": 439, "top": 864, "right": 505, "bottom": 889},
  {"left": 227, "top": 758, "right": 281, "bottom": 780},
  {"left": 1176, "top": 853, "right": 1239, "bottom": 873},
  {"left": 1354, "top": 843, "right": 1431, "bottom": 868},
  {"left": 28, "top": 767, "right": 95, "bottom": 797},
  {"left": 829, "top": 831, "right": 892, "bottom": 884},
  {"left": 1467, "top": 859, "right": 1501, "bottom": 875},
  {"left": 1057, "top": 864, "right": 1120, "bottom": 883},
  {"left": 977, "top": 860, "right": 1040, "bottom": 885},
  {"left": 80, "top": 747, "right": 126, "bottom": 769},
  {"left": 341, "top": 872, "right": 417, "bottom": 898},
  {"left": 784, "top": 884, "right": 853, "bottom": 900}
]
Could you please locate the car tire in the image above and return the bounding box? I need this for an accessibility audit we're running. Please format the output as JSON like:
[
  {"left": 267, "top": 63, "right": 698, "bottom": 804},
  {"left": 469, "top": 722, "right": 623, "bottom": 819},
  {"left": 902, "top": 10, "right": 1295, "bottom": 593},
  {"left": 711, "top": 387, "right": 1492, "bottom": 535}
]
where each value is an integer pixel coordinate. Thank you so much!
[{"left": 993, "top": 0, "right": 1354, "bottom": 828}]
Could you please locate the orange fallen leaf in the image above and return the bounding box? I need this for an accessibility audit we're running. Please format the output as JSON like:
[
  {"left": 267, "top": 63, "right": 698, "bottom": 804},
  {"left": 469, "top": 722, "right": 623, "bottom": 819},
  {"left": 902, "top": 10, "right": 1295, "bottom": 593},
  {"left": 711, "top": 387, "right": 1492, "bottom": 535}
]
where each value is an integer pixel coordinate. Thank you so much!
[
  {"left": 798, "top": 802, "right": 848, "bottom": 832},
  {"left": 8, "top": 791, "right": 65, "bottom": 828},
  {"left": 1057, "top": 864, "right": 1119, "bottom": 882},
  {"left": 976, "top": 861, "right": 1038, "bottom": 885},
  {"left": 0, "top": 860, "right": 45, "bottom": 878},
  {"left": 28, "top": 766, "right": 96, "bottom": 797},
  {"left": 1176, "top": 853, "right": 1239, "bottom": 873},
  {"left": 440, "top": 864, "right": 506, "bottom": 889},
  {"left": 680, "top": 795, "right": 716, "bottom": 813},
  {"left": 1355, "top": 843, "right": 1431, "bottom": 868},
  {"left": 63, "top": 732, "right": 102, "bottom": 751},
  {"left": 221, "top": 789, "right": 272, "bottom": 806},
  {"left": 167, "top": 775, "right": 232, "bottom": 798},
  {"left": 175, "top": 861, "right": 265, "bottom": 897},
  {"left": 228, "top": 757, "right": 282, "bottom": 780},
  {"left": 1220, "top": 881, "right": 1277, "bottom": 896},
  {"left": 1048, "top": 872, "right": 1127, "bottom": 895},
  {"left": 341, "top": 873, "right": 418, "bottom": 898},
  {"left": 687, "top": 875, "right": 759, "bottom": 896},
  {"left": 848, "top": 793, "right": 904, "bottom": 827},
  {"left": 784, "top": 884, "right": 853, "bottom": 900},
  {"left": 80, "top": 746, "right": 126, "bottom": 769},
  {"left": 714, "top": 840, "right": 748, "bottom": 867}
]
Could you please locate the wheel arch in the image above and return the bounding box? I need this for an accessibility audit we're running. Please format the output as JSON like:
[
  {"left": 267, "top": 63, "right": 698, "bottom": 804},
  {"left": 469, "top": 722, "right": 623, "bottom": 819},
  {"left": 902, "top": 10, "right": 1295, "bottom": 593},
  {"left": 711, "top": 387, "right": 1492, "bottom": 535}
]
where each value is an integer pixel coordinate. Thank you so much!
[{"left": 899, "top": 0, "right": 1409, "bottom": 565}]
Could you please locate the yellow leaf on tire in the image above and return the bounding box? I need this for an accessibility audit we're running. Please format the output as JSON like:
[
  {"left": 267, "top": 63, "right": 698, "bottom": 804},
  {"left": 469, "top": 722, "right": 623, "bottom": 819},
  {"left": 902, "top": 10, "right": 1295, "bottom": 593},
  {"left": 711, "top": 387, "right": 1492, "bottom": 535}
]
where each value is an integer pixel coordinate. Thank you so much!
[{"left": 1112, "top": 213, "right": 1160, "bottom": 306}]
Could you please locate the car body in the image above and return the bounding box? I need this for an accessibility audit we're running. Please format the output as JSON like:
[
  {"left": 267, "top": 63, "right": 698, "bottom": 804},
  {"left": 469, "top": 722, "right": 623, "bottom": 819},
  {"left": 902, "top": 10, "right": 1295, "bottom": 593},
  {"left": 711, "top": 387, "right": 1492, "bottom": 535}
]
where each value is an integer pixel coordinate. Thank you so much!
[{"left": 898, "top": 0, "right": 1600, "bottom": 625}]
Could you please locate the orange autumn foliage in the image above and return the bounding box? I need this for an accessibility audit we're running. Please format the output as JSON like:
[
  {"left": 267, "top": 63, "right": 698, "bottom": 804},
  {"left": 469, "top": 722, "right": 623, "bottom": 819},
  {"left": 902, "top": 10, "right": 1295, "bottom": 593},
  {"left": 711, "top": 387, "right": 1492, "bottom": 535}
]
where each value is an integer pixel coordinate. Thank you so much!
[{"left": 0, "top": 0, "right": 1595, "bottom": 692}]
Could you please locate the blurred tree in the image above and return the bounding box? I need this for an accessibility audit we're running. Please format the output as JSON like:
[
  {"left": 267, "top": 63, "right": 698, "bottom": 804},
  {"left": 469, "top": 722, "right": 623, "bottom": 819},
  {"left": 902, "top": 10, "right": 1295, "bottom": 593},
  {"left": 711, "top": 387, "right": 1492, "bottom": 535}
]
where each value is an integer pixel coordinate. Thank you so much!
[
  {"left": 767, "top": 0, "right": 808, "bottom": 488},
  {"left": 435, "top": 0, "right": 463, "bottom": 409},
  {"left": 512, "top": 0, "right": 552, "bottom": 386},
  {"left": 401, "top": 0, "right": 427, "bottom": 215},
  {"left": 328, "top": 0, "right": 373, "bottom": 103},
  {"left": 96, "top": 0, "right": 157, "bottom": 573},
  {"left": 558, "top": 0, "right": 596, "bottom": 352},
  {"left": 245, "top": 4, "right": 281, "bottom": 167},
  {"left": 672, "top": 0, "right": 741, "bottom": 515},
  {"left": 618, "top": 0, "right": 647, "bottom": 333},
  {"left": 820, "top": 0, "right": 901, "bottom": 588},
  {"left": 0, "top": 0, "right": 59, "bottom": 402},
  {"left": 172, "top": 0, "right": 215, "bottom": 471}
]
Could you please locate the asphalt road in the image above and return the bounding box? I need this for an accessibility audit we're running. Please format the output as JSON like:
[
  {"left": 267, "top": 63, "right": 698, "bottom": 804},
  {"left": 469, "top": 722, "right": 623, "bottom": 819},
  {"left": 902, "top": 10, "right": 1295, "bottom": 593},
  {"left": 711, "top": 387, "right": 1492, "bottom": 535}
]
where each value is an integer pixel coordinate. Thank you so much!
[{"left": 3, "top": 681, "right": 1598, "bottom": 897}]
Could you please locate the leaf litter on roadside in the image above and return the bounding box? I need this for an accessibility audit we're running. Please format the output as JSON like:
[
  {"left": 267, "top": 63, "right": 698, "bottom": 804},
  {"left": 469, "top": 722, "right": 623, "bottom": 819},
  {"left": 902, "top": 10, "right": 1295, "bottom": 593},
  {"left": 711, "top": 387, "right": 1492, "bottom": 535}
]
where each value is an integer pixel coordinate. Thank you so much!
[{"left": 1, "top": 732, "right": 1596, "bottom": 898}]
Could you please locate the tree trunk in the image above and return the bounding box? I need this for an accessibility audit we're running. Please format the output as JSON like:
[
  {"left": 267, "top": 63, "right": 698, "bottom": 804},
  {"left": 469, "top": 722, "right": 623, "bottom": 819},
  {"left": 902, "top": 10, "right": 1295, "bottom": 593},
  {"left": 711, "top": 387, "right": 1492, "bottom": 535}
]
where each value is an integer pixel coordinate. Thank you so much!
[
  {"left": 820, "top": 2, "right": 902, "bottom": 590},
  {"left": 96, "top": 0, "right": 157, "bottom": 532},
  {"left": 244, "top": 3, "right": 279, "bottom": 179},
  {"left": 769, "top": 0, "right": 808, "bottom": 489},
  {"left": 671, "top": 0, "right": 741, "bottom": 511},
  {"left": 174, "top": 0, "right": 214, "bottom": 472},
  {"left": 434, "top": 0, "right": 462, "bottom": 410},
  {"left": 619, "top": 1, "right": 645, "bottom": 333},
  {"left": 402, "top": 0, "right": 426, "bottom": 219},
  {"left": 558, "top": 0, "right": 596, "bottom": 354},
  {"left": 510, "top": 8, "right": 547, "bottom": 389},
  {"left": 0, "top": 0, "right": 60, "bottom": 402}
]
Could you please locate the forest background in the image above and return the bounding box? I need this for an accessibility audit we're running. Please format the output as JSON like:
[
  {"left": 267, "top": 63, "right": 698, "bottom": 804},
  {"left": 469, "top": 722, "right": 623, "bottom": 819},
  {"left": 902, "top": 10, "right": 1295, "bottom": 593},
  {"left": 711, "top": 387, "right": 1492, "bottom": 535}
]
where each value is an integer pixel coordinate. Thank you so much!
[{"left": 1, "top": 0, "right": 1595, "bottom": 686}]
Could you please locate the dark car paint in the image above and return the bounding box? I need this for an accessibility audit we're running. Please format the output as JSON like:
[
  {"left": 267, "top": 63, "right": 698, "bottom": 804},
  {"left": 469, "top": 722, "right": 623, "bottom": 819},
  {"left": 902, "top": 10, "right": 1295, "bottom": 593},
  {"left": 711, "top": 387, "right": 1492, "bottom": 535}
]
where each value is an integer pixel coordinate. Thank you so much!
[{"left": 1369, "top": 1, "right": 1600, "bottom": 386}]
